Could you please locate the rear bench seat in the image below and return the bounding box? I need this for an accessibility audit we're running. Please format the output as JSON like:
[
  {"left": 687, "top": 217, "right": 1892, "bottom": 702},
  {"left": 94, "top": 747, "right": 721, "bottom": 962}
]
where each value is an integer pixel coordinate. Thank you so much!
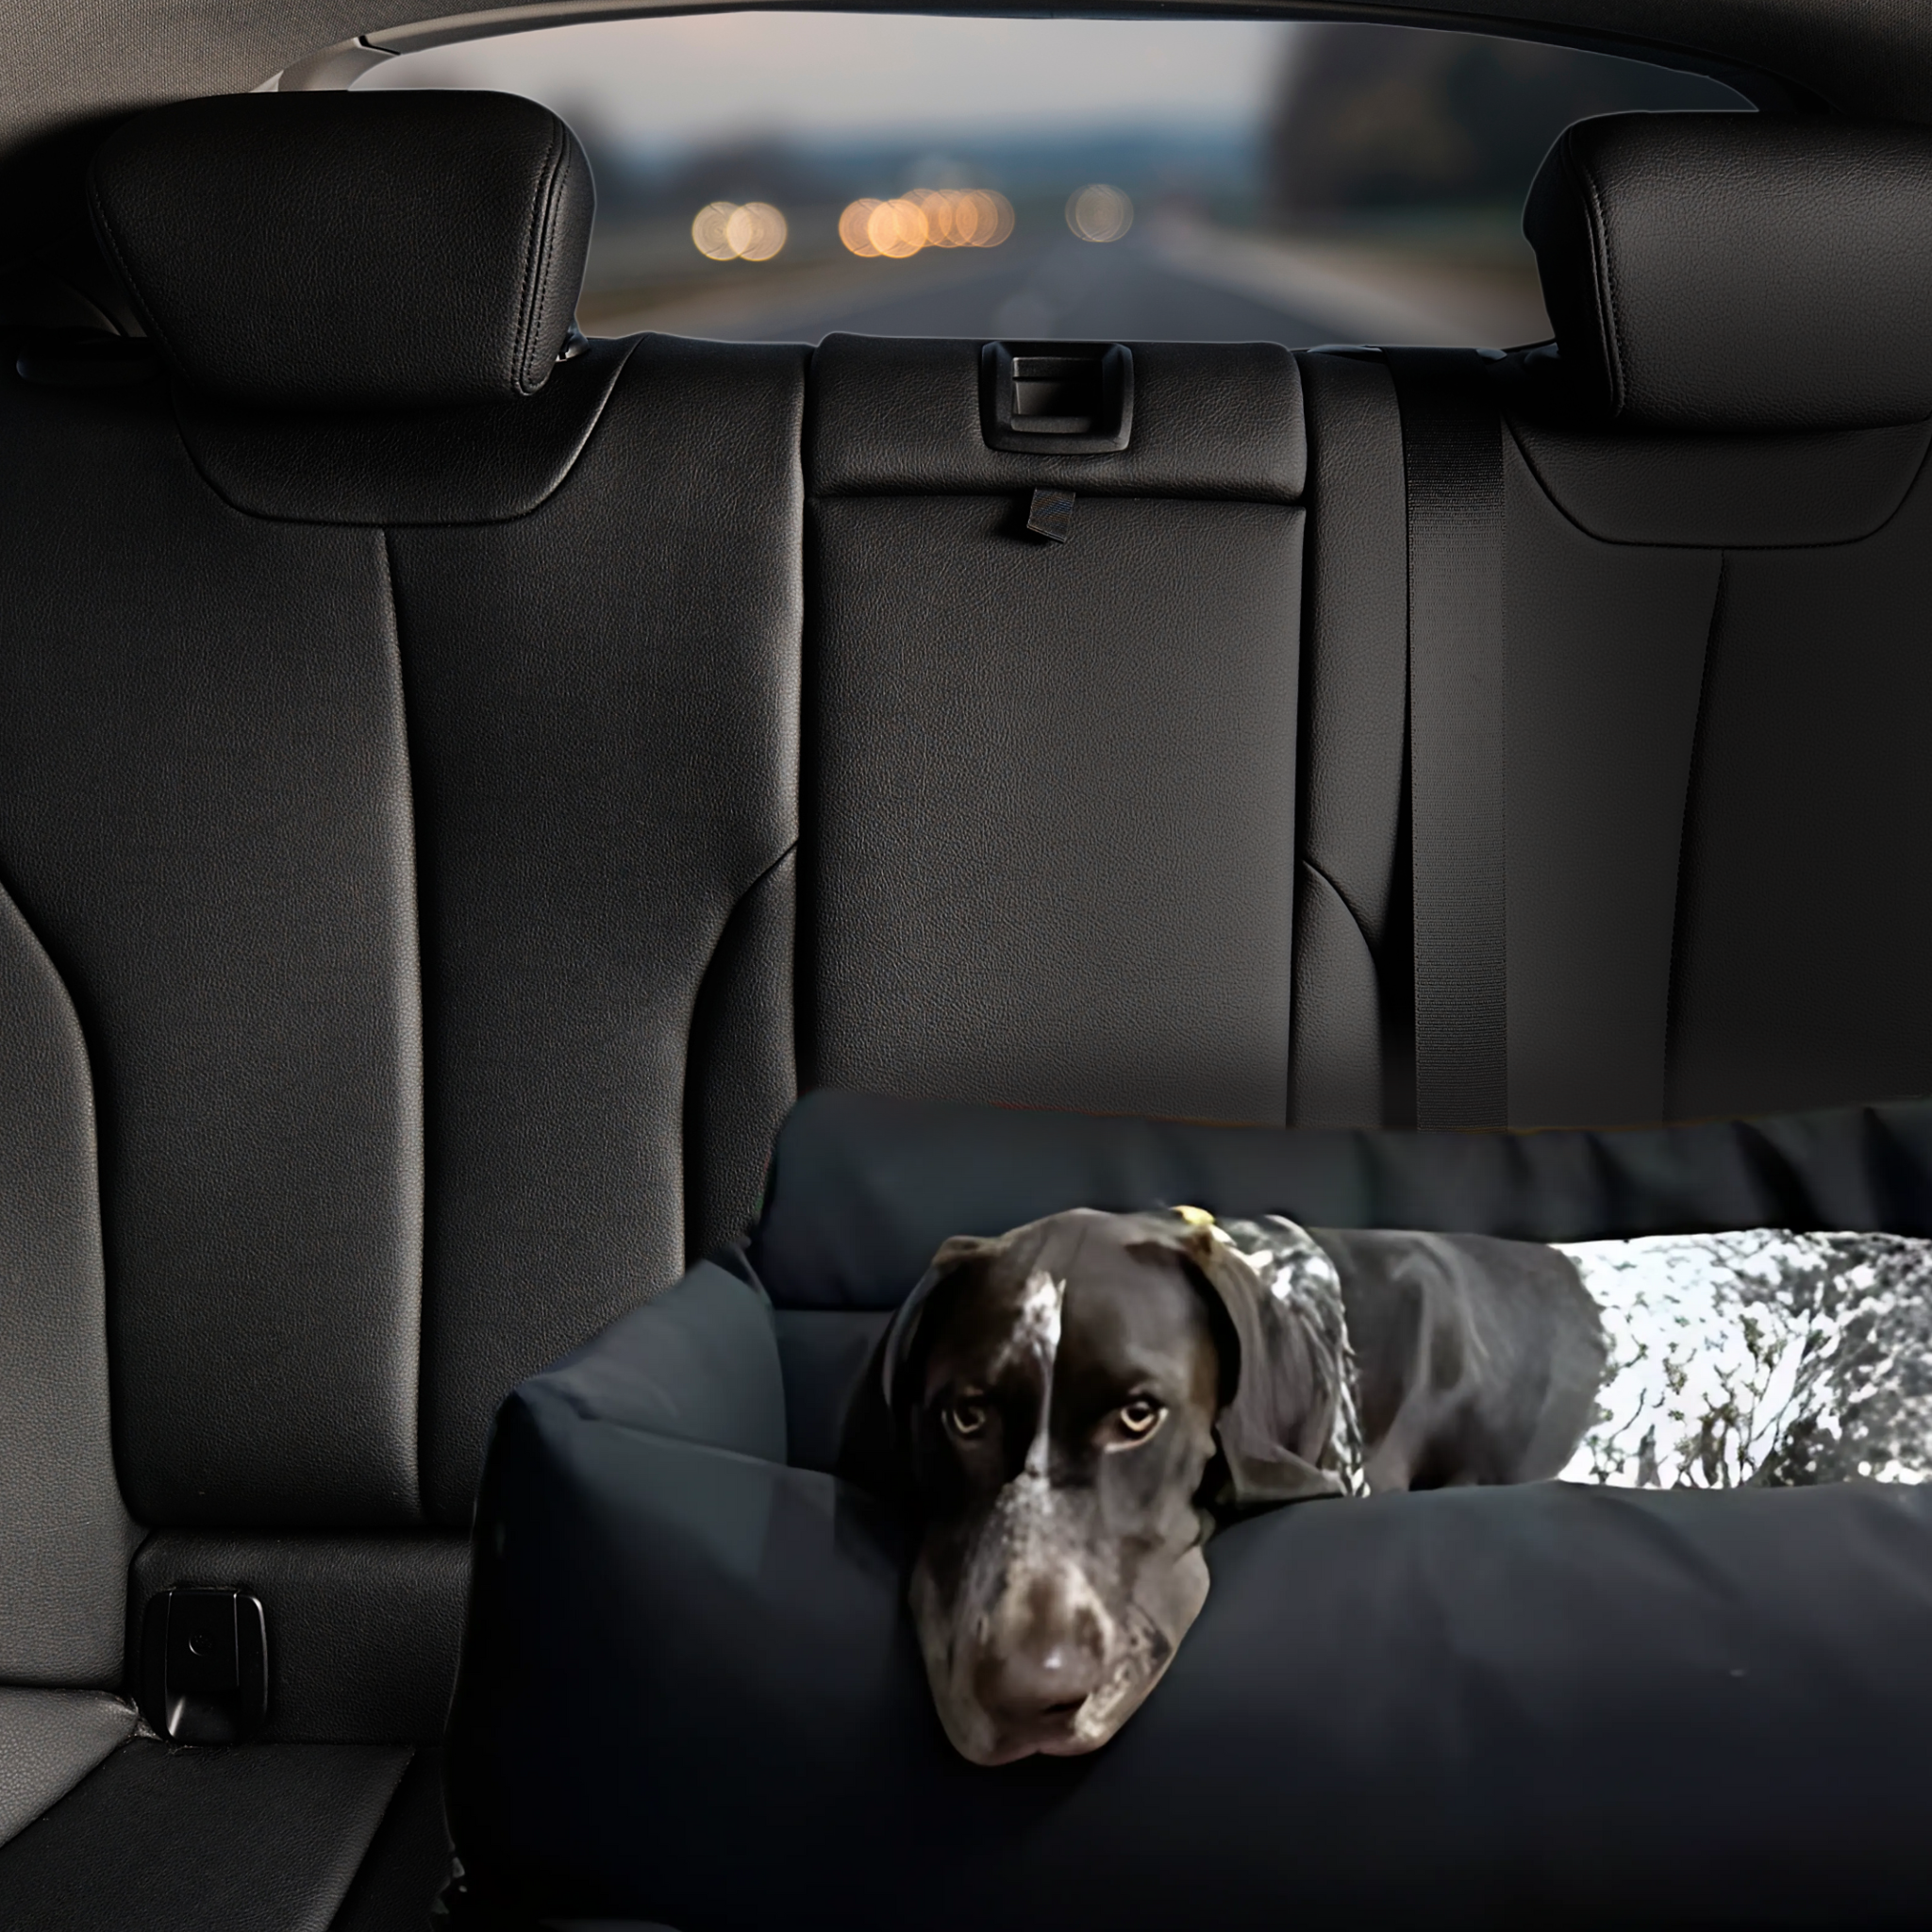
[
  {"left": 1291, "top": 111, "right": 1932, "bottom": 1132},
  {"left": 5, "top": 83, "right": 1932, "bottom": 1928}
]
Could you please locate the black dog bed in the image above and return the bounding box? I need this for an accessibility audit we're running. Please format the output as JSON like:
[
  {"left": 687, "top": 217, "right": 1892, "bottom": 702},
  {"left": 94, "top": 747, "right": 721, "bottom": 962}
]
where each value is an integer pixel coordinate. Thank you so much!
[{"left": 444, "top": 1091, "right": 1932, "bottom": 1931}]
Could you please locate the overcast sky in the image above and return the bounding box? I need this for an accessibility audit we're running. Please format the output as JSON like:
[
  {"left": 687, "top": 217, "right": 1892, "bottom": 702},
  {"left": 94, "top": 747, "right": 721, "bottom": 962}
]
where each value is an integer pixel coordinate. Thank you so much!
[{"left": 360, "top": 13, "right": 1300, "bottom": 150}]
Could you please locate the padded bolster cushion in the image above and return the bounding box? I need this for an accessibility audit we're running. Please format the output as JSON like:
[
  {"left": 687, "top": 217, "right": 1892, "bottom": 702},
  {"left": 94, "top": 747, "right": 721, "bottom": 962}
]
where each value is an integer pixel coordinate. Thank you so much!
[
  {"left": 88, "top": 92, "right": 593, "bottom": 409},
  {"left": 1524, "top": 112, "right": 1932, "bottom": 431},
  {"left": 758, "top": 1088, "right": 1932, "bottom": 1305},
  {"left": 446, "top": 1089, "right": 1932, "bottom": 1930}
]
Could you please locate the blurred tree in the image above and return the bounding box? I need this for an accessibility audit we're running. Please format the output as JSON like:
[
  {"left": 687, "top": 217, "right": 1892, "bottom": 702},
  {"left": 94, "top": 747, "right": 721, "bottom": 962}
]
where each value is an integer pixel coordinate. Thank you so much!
[{"left": 1267, "top": 25, "right": 1740, "bottom": 224}]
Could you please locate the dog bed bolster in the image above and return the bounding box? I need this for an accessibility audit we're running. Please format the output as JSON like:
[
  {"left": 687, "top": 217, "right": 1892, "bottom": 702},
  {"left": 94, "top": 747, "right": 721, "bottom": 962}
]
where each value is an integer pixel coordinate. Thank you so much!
[{"left": 444, "top": 1092, "right": 1932, "bottom": 1931}]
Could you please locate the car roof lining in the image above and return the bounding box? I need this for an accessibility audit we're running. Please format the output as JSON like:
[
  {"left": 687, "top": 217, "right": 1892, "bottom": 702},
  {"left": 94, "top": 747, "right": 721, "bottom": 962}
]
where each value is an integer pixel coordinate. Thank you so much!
[{"left": 283, "top": 3, "right": 1801, "bottom": 110}]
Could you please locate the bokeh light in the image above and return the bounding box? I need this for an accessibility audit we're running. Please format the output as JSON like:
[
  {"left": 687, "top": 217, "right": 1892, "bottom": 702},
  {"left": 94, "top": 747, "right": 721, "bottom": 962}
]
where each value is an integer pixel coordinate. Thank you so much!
[
  {"left": 1066, "top": 183, "right": 1134, "bottom": 243},
  {"left": 691, "top": 201, "right": 789, "bottom": 261},
  {"left": 869, "top": 197, "right": 927, "bottom": 259},
  {"left": 839, "top": 188, "right": 1014, "bottom": 258}
]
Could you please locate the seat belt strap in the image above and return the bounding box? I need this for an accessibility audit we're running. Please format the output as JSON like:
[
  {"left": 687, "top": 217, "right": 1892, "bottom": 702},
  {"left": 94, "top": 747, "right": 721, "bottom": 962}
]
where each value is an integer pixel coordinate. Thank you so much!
[{"left": 1384, "top": 348, "right": 1507, "bottom": 1130}]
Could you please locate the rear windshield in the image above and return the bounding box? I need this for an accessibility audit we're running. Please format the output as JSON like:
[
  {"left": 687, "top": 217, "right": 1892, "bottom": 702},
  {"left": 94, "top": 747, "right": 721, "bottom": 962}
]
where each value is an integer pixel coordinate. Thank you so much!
[{"left": 358, "top": 15, "right": 1748, "bottom": 348}]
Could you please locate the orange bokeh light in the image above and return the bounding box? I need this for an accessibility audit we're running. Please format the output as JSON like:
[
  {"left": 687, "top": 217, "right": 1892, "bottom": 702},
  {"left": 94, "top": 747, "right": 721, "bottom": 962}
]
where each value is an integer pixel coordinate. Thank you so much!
[{"left": 839, "top": 188, "right": 1013, "bottom": 258}]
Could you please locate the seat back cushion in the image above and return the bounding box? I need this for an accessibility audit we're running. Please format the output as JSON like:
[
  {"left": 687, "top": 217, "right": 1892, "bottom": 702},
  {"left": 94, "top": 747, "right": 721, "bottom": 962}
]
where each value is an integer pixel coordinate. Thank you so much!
[{"left": 804, "top": 335, "right": 1306, "bottom": 1127}]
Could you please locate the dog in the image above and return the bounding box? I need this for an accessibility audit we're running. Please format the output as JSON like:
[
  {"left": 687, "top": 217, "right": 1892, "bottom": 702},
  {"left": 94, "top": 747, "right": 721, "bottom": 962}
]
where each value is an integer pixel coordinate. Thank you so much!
[{"left": 845, "top": 1206, "right": 1605, "bottom": 1766}]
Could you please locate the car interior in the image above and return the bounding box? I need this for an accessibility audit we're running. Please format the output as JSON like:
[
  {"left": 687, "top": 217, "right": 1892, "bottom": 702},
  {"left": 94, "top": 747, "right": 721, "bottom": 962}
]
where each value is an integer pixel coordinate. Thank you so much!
[{"left": 3, "top": 0, "right": 1932, "bottom": 1924}]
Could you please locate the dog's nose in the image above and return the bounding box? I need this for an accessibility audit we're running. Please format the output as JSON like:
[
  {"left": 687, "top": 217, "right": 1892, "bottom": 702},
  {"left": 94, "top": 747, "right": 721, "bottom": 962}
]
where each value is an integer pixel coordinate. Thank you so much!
[{"left": 976, "top": 1632, "right": 1106, "bottom": 1722}]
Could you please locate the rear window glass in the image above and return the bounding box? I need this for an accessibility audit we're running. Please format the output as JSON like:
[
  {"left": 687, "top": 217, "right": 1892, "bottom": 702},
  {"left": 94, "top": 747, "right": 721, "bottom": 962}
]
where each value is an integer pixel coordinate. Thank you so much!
[{"left": 358, "top": 15, "right": 1748, "bottom": 348}]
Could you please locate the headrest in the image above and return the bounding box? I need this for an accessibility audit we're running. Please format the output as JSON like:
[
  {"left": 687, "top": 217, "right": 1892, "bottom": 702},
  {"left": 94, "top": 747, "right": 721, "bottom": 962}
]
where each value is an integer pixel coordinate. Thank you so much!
[
  {"left": 1524, "top": 113, "right": 1932, "bottom": 432},
  {"left": 88, "top": 91, "right": 593, "bottom": 410}
]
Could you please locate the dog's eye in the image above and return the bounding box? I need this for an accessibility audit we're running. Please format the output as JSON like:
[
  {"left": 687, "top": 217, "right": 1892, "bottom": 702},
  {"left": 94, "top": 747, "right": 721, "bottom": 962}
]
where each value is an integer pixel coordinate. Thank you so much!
[
  {"left": 946, "top": 1395, "right": 989, "bottom": 1438},
  {"left": 1117, "top": 1397, "right": 1165, "bottom": 1439}
]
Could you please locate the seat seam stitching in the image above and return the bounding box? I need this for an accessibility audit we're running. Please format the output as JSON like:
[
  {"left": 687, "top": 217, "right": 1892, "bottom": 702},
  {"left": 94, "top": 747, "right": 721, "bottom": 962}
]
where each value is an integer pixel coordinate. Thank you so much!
[
  {"left": 1497, "top": 407, "right": 1932, "bottom": 551},
  {"left": 1299, "top": 855, "right": 1377, "bottom": 961},
  {"left": 157, "top": 333, "right": 644, "bottom": 530},
  {"left": 514, "top": 120, "right": 568, "bottom": 394},
  {"left": 1574, "top": 144, "right": 1627, "bottom": 420}
]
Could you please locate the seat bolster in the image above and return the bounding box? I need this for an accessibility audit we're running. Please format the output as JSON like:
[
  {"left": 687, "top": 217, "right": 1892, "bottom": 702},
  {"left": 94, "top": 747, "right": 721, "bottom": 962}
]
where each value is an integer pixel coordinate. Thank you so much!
[
  {"left": 0, "top": 884, "right": 136, "bottom": 1685},
  {"left": 0, "top": 1690, "right": 136, "bottom": 1851}
]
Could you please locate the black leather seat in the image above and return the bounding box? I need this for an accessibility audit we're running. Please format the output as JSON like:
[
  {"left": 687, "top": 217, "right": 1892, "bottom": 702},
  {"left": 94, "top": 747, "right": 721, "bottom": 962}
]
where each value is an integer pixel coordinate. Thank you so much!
[
  {"left": 0, "top": 89, "right": 802, "bottom": 1926},
  {"left": 1291, "top": 111, "right": 1932, "bottom": 1132}
]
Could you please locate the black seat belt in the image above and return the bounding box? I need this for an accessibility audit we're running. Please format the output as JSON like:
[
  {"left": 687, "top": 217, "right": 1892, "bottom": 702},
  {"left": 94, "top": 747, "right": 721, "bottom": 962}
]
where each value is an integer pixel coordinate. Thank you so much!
[{"left": 1383, "top": 349, "right": 1507, "bottom": 1130}]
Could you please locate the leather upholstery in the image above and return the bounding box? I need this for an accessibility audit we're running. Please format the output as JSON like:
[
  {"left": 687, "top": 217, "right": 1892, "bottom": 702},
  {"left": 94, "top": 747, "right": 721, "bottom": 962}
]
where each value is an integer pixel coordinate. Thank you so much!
[
  {"left": 1668, "top": 467, "right": 1932, "bottom": 1116},
  {"left": 391, "top": 334, "right": 806, "bottom": 1522},
  {"left": 1524, "top": 113, "right": 1932, "bottom": 430},
  {"left": 1507, "top": 398, "right": 1932, "bottom": 545},
  {"left": 0, "top": 1739, "right": 409, "bottom": 1930},
  {"left": 1499, "top": 436, "right": 1715, "bottom": 1125},
  {"left": 328, "top": 1749, "right": 454, "bottom": 1932},
  {"left": 88, "top": 92, "right": 592, "bottom": 408},
  {"left": 805, "top": 481, "right": 1303, "bottom": 1124},
  {"left": 0, "top": 885, "right": 136, "bottom": 1681},
  {"left": 807, "top": 496, "right": 1303, "bottom": 1124},
  {"left": 805, "top": 336, "right": 1305, "bottom": 1129},
  {"left": 0, "top": 375, "right": 425, "bottom": 1529},
  {"left": 1290, "top": 351, "right": 1409, "bottom": 1128},
  {"left": 0, "top": 1690, "right": 135, "bottom": 1850},
  {"left": 686, "top": 849, "right": 799, "bottom": 1263},
  {"left": 0, "top": 92, "right": 808, "bottom": 1927},
  {"left": 175, "top": 335, "right": 637, "bottom": 525}
]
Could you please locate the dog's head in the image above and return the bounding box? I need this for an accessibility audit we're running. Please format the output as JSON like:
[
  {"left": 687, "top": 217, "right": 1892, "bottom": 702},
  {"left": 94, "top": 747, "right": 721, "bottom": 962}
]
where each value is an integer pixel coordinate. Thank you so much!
[{"left": 881, "top": 1207, "right": 1277, "bottom": 1765}]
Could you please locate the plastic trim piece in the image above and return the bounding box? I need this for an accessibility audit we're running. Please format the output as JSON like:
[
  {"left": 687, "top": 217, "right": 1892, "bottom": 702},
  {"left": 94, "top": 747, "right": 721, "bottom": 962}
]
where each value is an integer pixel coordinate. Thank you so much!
[
  {"left": 980, "top": 341, "right": 1132, "bottom": 456},
  {"left": 263, "top": 36, "right": 397, "bottom": 88},
  {"left": 138, "top": 1590, "right": 269, "bottom": 1744}
]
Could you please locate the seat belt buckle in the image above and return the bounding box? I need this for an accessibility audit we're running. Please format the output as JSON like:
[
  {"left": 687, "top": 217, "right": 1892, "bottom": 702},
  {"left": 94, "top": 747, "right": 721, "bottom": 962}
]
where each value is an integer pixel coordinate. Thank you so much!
[{"left": 138, "top": 1588, "right": 269, "bottom": 1743}]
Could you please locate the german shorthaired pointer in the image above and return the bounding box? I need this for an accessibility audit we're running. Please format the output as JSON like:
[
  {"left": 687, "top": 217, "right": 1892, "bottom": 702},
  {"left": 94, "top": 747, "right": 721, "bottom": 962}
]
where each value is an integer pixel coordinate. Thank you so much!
[{"left": 854, "top": 1207, "right": 1604, "bottom": 1765}]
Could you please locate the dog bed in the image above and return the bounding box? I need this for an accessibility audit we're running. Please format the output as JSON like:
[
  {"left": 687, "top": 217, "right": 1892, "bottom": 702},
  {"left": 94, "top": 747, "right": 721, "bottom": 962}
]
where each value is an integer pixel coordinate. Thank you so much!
[{"left": 443, "top": 1091, "right": 1932, "bottom": 1931}]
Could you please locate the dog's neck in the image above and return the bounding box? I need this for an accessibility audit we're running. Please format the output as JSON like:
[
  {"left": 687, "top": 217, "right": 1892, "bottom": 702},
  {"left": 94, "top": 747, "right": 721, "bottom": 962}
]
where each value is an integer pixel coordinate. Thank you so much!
[{"left": 1217, "top": 1217, "right": 1369, "bottom": 1497}]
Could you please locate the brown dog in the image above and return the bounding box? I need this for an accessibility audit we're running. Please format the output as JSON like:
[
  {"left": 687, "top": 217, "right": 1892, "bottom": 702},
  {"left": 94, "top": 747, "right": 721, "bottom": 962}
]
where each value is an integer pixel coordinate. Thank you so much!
[{"left": 851, "top": 1207, "right": 1603, "bottom": 1765}]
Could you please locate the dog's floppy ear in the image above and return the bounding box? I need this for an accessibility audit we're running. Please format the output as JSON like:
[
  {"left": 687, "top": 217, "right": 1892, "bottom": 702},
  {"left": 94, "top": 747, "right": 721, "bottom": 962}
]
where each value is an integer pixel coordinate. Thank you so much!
[
  {"left": 839, "top": 1232, "right": 1000, "bottom": 1499},
  {"left": 878, "top": 1233, "right": 999, "bottom": 1423},
  {"left": 1130, "top": 1213, "right": 1344, "bottom": 1512}
]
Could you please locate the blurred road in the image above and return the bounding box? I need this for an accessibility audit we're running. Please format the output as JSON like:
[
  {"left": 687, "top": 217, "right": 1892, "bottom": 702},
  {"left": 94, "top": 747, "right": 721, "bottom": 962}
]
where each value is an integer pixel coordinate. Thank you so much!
[
  {"left": 592, "top": 220, "right": 1549, "bottom": 349},
  {"left": 696, "top": 232, "right": 1336, "bottom": 344},
  {"left": 618, "top": 232, "right": 1344, "bottom": 347}
]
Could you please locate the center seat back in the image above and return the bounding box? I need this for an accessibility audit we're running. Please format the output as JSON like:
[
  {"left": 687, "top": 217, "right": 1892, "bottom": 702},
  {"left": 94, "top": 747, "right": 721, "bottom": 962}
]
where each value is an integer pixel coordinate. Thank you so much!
[{"left": 801, "top": 334, "right": 1307, "bottom": 1127}]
